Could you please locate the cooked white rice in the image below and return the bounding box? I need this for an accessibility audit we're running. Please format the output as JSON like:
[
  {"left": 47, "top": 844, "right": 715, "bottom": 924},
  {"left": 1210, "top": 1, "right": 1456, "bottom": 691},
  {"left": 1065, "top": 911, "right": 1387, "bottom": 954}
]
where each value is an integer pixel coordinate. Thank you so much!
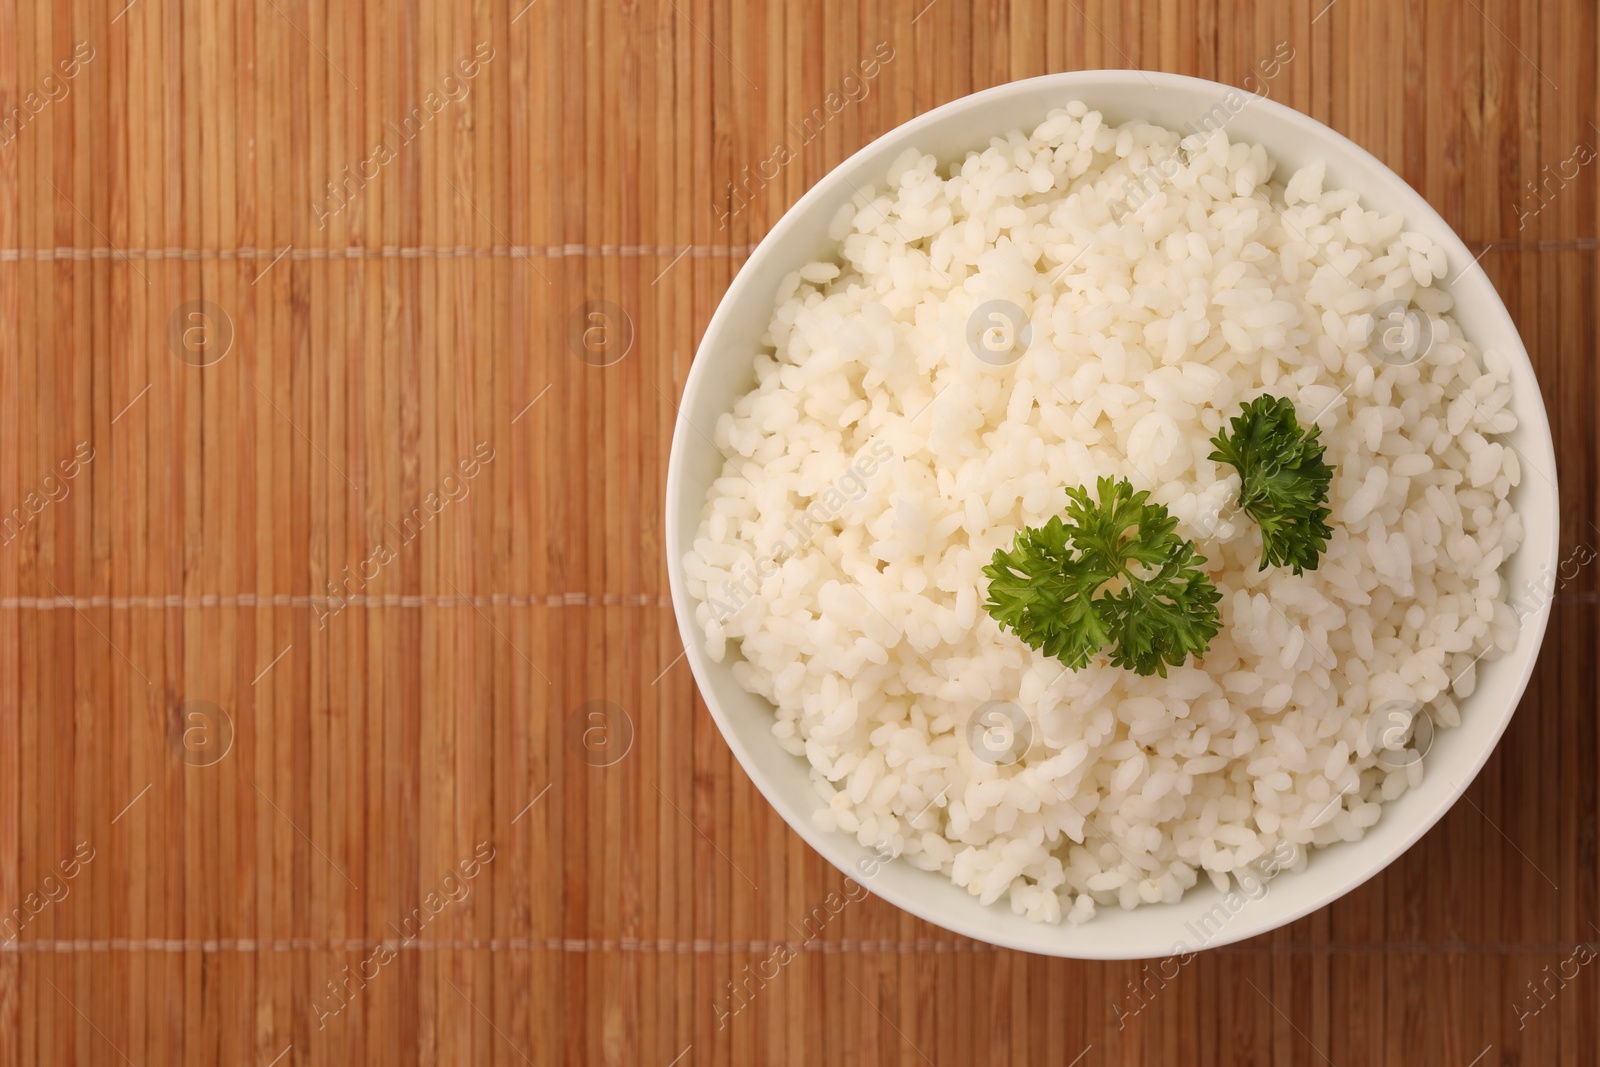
[{"left": 682, "top": 102, "right": 1524, "bottom": 924}]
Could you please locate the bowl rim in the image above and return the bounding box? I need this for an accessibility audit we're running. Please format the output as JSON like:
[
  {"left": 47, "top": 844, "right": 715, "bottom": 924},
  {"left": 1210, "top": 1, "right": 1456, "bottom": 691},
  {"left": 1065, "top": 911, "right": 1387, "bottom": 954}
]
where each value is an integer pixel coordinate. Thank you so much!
[{"left": 664, "top": 69, "right": 1559, "bottom": 959}]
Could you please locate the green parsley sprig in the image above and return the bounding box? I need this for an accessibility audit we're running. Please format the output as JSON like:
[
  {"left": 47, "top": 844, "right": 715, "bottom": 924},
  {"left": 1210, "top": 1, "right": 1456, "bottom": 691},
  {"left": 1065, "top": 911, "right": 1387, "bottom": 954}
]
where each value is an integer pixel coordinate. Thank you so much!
[
  {"left": 982, "top": 477, "right": 1222, "bottom": 678},
  {"left": 1207, "top": 395, "right": 1335, "bottom": 575}
]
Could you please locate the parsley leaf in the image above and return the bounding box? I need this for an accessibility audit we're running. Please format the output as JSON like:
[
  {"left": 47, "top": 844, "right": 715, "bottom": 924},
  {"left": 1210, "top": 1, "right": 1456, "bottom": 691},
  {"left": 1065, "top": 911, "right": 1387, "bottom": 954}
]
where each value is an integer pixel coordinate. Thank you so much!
[
  {"left": 982, "top": 477, "right": 1223, "bottom": 677},
  {"left": 1208, "top": 395, "right": 1336, "bottom": 575}
]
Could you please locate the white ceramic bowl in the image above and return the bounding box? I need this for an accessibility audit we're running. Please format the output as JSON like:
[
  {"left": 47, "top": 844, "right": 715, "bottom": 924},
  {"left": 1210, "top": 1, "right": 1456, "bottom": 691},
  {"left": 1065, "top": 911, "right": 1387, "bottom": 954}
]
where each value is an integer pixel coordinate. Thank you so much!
[{"left": 664, "top": 70, "right": 1558, "bottom": 959}]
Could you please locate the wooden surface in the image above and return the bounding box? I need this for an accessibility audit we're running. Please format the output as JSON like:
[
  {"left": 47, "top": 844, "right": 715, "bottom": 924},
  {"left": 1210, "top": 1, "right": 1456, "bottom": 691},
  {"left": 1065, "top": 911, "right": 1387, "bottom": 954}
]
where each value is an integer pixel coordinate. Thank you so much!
[{"left": 0, "top": 0, "right": 1594, "bottom": 1064}]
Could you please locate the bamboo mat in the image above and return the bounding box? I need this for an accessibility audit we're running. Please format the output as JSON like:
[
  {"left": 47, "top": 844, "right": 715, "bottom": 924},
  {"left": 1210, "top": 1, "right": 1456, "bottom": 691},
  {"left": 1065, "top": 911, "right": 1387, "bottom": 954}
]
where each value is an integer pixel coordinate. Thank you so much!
[{"left": 0, "top": 0, "right": 1594, "bottom": 1064}]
